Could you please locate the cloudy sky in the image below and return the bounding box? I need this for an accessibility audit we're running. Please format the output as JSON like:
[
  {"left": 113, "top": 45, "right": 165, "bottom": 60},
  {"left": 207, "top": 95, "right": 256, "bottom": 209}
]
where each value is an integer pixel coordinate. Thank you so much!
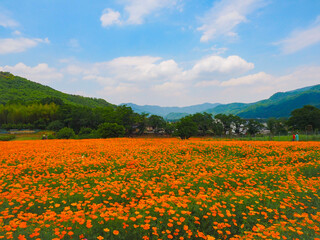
[{"left": 0, "top": 0, "right": 320, "bottom": 106}]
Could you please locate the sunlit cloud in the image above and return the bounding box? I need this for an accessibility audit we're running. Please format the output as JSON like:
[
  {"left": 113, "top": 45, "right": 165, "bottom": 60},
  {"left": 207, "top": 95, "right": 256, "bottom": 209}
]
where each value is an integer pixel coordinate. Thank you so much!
[
  {"left": 275, "top": 15, "right": 320, "bottom": 54},
  {"left": 198, "top": 0, "right": 267, "bottom": 42}
]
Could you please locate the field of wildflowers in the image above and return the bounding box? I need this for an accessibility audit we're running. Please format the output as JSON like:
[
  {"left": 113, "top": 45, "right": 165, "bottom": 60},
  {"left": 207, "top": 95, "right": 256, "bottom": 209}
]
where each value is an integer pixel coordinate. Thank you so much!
[{"left": 0, "top": 138, "right": 319, "bottom": 240}]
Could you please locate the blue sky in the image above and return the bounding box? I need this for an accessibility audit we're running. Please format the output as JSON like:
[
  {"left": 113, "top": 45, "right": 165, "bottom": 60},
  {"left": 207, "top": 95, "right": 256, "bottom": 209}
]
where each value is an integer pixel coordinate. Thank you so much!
[{"left": 0, "top": 0, "right": 320, "bottom": 106}]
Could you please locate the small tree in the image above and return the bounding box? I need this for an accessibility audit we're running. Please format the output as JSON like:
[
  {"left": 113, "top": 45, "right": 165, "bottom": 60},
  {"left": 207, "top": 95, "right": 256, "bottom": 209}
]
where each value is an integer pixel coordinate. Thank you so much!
[
  {"left": 98, "top": 123, "right": 125, "bottom": 138},
  {"left": 57, "top": 127, "right": 76, "bottom": 139},
  {"left": 176, "top": 116, "right": 197, "bottom": 140}
]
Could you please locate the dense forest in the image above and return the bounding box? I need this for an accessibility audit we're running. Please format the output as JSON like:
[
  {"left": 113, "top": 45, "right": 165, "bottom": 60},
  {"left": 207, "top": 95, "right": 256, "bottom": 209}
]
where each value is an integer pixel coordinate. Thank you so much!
[
  {"left": 1, "top": 96, "right": 319, "bottom": 139},
  {"left": 1, "top": 71, "right": 320, "bottom": 139}
]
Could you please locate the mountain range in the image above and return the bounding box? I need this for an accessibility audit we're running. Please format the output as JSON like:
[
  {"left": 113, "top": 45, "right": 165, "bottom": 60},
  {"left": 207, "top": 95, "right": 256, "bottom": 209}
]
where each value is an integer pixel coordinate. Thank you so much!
[
  {"left": 1, "top": 71, "right": 319, "bottom": 119},
  {"left": 122, "top": 103, "right": 220, "bottom": 120},
  {"left": 124, "top": 84, "right": 320, "bottom": 120}
]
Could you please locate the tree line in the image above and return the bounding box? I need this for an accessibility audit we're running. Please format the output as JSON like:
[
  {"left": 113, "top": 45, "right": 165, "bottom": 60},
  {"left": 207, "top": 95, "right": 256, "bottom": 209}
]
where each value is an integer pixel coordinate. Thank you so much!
[{"left": 0, "top": 97, "right": 319, "bottom": 139}]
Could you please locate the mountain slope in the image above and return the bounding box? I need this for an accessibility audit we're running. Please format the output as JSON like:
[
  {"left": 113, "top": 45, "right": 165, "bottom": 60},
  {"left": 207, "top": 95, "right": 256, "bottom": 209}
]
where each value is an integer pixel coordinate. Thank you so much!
[
  {"left": 205, "top": 103, "right": 251, "bottom": 115},
  {"left": 165, "top": 112, "right": 189, "bottom": 121},
  {"left": 125, "top": 84, "right": 320, "bottom": 119},
  {"left": 237, "top": 85, "right": 320, "bottom": 118},
  {"left": 123, "top": 102, "right": 220, "bottom": 117},
  {"left": 0, "top": 72, "right": 113, "bottom": 108}
]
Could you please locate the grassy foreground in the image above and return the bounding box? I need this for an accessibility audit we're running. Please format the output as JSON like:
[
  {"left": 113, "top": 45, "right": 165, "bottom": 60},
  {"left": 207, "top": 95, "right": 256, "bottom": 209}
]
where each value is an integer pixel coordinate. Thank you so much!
[{"left": 0, "top": 138, "right": 319, "bottom": 240}]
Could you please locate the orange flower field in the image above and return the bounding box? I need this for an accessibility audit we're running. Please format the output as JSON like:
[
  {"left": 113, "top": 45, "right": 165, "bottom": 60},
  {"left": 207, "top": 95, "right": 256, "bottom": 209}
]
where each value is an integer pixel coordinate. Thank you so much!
[{"left": 0, "top": 138, "right": 320, "bottom": 240}]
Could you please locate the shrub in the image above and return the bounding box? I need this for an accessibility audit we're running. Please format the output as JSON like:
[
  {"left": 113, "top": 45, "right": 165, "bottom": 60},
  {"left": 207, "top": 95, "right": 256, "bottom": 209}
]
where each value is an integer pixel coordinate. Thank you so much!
[
  {"left": 56, "top": 127, "right": 76, "bottom": 139},
  {"left": 98, "top": 123, "right": 125, "bottom": 138}
]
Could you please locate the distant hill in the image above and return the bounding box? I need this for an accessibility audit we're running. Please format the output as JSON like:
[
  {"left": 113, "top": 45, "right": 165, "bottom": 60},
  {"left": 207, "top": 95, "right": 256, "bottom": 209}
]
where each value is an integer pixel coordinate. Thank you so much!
[
  {"left": 125, "top": 84, "right": 320, "bottom": 119},
  {"left": 123, "top": 103, "right": 220, "bottom": 117},
  {"left": 0, "top": 72, "right": 113, "bottom": 108},
  {"left": 237, "top": 85, "right": 320, "bottom": 118},
  {"left": 165, "top": 112, "right": 189, "bottom": 121},
  {"left": 205, "top": 103, "right": 251, "bottom": 116}
]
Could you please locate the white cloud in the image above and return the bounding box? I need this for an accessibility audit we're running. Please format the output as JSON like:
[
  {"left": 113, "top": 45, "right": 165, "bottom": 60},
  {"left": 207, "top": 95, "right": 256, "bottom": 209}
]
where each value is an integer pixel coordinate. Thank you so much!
[
  {"left": 103, "top": 83, "right": 141, "bottom": 95},
  {"left": 194, "top": 72, "right": 271, "bottom": 87},
  {"left": 124, "top": 0, "right": 176, "bottom": 24},
  {"left": 200, "top": 66, "right": 320, "bottom": 104},
  {"left": 275, "top": 15, "right": 320, "bottom": 54},
  {"left": 66, "top": 56, "right": 183, "bottom": 84},
  {"left": 217, "top": 66, "right": 320, "bottom": 90},
  {"left": 0, "top": 9, "right": 50, "bottom": 54},
  {"left": 221, "top": 72, "right": 272, "bottom": 86},
  {"left": 275, "top": 66, "right": 320, "bottom": 90},
  {"left": 198, "top": 0, "right": 266, "bottom": 42},
  {"left": 3, "top": 57, "right": 318, "bottom": 106},
  {"left": 65, "top": 54, "right": 253, "bottom": 87},
  {"left": 190, "top": 55, "right": 254, "bottom": 77},
  {"left": 152, "top": 81, "right": 184, "bottom": 93},
  {"left": 83, "top": 75, "right": 116, "bottom": 85},
  {"left": 195, "top": 80, "right": 221, "bottom": 87},
  {"left": 64, "top": 64, "right": 85, "bottom": 75},
  {"left": 0, "top": 37, "right": 49, "bottom": 54},
  {"left": 61, "top": 54, "right": 255, "bottom": 105},
  {"left": 0, "top": 63, "right": 63, "bottom": 84},
  {"left": 97, "top": 83, "right": 142, "bottom": 104},
  {"left": 0, "top": 12, "right": 18, "bottom": 28},
  {"left": 100, "top": 8, "right": 122, "bottom": 26},
  {"left": 100, "top": 0, "right": 179, "bottom": 27},
  {"left": 69, "top": 63, "right": 320, "bottom": 105}
]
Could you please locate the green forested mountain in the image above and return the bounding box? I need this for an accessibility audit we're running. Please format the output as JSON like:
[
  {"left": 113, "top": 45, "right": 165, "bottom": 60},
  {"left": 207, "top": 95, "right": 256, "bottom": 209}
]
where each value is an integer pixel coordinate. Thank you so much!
[
  {"left": 125, "top": 84, "right": 320, "bottom": 119},
  {"left": 165, "top": 112, "right": 189, "bottom": 121},
  {"left": 0, "top": 72, "right": 113, "bottom": 108},
  {"left": 237, "top": 86, "right": 320, "bottom": 118},
  {"left": 204, "top": 84, "right": 320, "bottom": 118},
  {"left": 205, "top": 103, "right": 250, "bottom": 115}
]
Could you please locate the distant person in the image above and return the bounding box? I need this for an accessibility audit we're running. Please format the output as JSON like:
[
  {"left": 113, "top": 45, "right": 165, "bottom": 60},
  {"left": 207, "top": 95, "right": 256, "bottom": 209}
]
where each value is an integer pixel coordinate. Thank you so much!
[
  {"left": 292, "top": 133, "right": 295, "bottom": 141},
  {"left": 295, "top": 133, "right": 299, "bottom": 141}
]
